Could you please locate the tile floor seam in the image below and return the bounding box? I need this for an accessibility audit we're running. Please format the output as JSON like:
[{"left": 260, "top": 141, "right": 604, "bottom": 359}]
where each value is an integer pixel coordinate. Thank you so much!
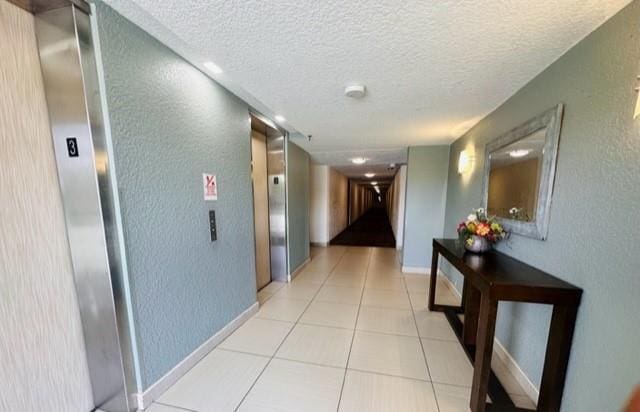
[
  {"left": 352, "top": 326, "right": 419, "bottom": 338},
  {"left": 153, "top": 401, "right": 199, "bottom": 412},
  {"left": 336, "top": 249, "right": 372, "bottom": 412},
  {"left": 345, "top": 366, "right": 432, "bottom": 383},
  {"left": 404, "top": 272, "right": 442, "bottom": 412},
  {"left": 234, "top": 248, "right": 347, "bottom": 411},
  {"left": 271, "top": 355, "right": 351, "bottom": 371},
  {"left": 294, "top": 321, "right": 356, "bottom": 332}
]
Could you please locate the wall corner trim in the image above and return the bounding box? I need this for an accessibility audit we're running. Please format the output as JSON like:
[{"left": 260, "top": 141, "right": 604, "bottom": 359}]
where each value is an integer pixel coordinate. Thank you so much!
[
  {"left": 289, "top": 257, "right": 312, "bottom": 281},
  {"left": 437, "top": 270, "right": 540, "bottom": 404},
  {"left": 134, "top": 302, "right": 259, "bottom": 409},
  {"left": 401, "top": 265, "right": 431, "bottom": 274}
]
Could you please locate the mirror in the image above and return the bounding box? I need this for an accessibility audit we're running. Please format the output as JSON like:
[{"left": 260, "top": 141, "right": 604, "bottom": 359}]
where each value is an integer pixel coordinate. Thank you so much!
[{"left": 482, "top": 104, "right": 564, "bottom": 240}]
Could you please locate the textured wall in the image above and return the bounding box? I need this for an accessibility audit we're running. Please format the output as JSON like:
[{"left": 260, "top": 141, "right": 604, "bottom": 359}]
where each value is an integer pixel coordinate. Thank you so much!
[
  {"left": 309, "top": 165, "right": 329, "bottom": 243},
  {"left": 441, "top": 2, "right": 640, "bottom": 410},
  {"left": 328, "top": 167, "right": 348, "bottom": 240},
  {"left": 0, "top": 1, "right": 94, "bottom": 410},
  {"left": 349, "top": 183, "right": 373, "bottom": 223},
  {"left": 94, "top": 3, "right": 257, "bottom": 389},
  {"left": 286, "top": 140, "right": 310, "bottom": 272},
  {"left": 387, "top": 165, "right": 407, "bottom": 249},
  {"left": 402, "top": 146, "right": 450, "bottom": 267}
]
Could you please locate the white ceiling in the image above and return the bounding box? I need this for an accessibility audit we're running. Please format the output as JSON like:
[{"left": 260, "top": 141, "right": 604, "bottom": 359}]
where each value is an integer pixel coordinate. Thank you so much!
[{"left": 104, "top": 0, "right": 631, "bottom": 168}]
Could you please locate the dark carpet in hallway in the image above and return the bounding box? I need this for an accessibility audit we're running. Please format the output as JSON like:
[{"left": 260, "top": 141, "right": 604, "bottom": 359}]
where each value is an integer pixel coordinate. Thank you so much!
[{"left": 330, "top": 207, "right": 396, "bottom": 248}]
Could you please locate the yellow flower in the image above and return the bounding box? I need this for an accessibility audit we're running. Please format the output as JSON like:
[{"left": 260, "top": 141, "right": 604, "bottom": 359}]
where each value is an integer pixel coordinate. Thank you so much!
[
  {"left": 466, "top": 222, "right": 477, "bottom": 233},
  {"left": 491, "top": 222, "right": 502, "bottom": 232}
]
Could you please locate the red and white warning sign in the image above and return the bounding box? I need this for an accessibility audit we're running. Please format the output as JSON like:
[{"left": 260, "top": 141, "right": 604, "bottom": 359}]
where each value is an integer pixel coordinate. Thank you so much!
[{"left": 203, "top": 173, "right": 218, "bottom": 201}]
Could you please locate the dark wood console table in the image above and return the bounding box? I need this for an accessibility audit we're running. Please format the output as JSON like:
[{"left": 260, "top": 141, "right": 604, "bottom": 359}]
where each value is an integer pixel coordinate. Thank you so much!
[{"left": 429, "top": 239, "right": 582, "bottom": 412}]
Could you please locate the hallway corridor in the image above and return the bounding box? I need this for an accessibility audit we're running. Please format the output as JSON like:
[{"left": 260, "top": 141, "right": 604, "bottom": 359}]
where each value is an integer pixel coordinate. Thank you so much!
[
  {"left": 145, "top": 246, "right": 534, "bottom": 412},
  {"left": 330, "top": 208, "right": 396, "bottom": 248}
]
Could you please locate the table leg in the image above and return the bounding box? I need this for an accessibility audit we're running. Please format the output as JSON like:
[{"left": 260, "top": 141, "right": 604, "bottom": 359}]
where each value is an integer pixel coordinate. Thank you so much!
[
  {"left": 428, "top": 248, "right": 438, "bottom": 311},
  {"left": 537, "top": 304, "right": 579, "bottom": 412},
  {"left": 470, "top": 293, "right": 498, "bottom": 412},
  {"left": 463, "top": 281, "right": 480, "bottom": 346}
]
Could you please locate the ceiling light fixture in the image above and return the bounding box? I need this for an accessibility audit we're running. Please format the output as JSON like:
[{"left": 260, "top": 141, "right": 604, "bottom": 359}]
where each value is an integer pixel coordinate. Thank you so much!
[
  {"left": 203, "top": 61, "right": 223, "bottom": 74},
  {"left": 274, "top": 115, "right": 286, "bottom": 122},
  {"left": 364, "top": 173, "right": 375, "bottom": 178},
  {"left": 509, "top": 149, "right": 531, "bottom": 158},
  {"left": 351, "top": 157, "right": 367, "bottom": 165},
  {"left": 370, "top": 181, "right": 378, "bottom": 185}
]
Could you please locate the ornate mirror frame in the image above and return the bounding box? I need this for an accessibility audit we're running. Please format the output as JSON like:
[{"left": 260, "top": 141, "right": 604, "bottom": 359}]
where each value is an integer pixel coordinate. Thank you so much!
[{"left": 481, "top": 104, "right": 564, "bottom": 240}]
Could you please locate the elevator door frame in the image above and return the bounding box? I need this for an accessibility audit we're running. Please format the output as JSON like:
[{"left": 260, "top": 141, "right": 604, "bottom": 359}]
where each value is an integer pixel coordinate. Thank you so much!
[
  {"left": 250, "top": 112, "right": 289, "bottom": 283},
  {"left": 34, "top": 3, "right": 135, "bottom": 411}
]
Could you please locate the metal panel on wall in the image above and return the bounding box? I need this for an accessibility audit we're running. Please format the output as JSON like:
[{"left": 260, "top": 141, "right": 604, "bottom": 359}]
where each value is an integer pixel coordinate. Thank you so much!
[
  {"left": 266, "top": 126, "right": 288, "bottom": 281},
  {"left": 35, "top": 5, "right": 132, "bottom": 411}
]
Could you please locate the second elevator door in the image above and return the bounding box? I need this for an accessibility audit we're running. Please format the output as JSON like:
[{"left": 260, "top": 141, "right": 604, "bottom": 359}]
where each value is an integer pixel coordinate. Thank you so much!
[{"left": 251, "top": 130, "right": 271, "bottom": 290}]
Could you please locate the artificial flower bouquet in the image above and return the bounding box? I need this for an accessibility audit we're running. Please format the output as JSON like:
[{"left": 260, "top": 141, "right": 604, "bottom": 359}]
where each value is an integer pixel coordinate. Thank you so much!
[{"left": 457, "top": 208, "right": 507, "bottom": 251}]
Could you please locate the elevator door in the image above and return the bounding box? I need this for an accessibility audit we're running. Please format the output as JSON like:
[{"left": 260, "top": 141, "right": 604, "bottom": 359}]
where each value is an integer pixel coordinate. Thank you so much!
[
  {"left": 0, "top": 1, "right": 94, "bottom": 410},
  {"left": 251, "top": 130, "right": 272, "bottom": 289}
]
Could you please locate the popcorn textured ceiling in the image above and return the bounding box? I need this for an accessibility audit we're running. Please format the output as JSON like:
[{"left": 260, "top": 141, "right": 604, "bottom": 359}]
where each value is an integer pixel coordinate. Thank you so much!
[{"left": 104, "top": 0, "right": 631, "bottom": 167}]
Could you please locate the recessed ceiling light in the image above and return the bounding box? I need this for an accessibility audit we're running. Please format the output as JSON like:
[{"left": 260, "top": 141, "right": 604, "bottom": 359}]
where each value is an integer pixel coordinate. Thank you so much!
[
  {"left": 351, "top": 157, "right": 367, "bottom": 165},
  {"left": 509, "top": 149, "right": 530, "bottom": 158},
  {"left": 370, "top": 181, "right": 378, "bottom": 185},
  {"left": 275, "top": 115, "right": 286, "bottom": 122},
  {"left": 203, "top": 61, "right": 223, "bottom": 74},
  {"left": 364, "top": 173, "right": 375, "bottom": 178}
]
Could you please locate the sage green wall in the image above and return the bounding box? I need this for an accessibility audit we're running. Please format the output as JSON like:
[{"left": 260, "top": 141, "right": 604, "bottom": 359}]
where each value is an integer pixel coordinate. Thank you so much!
[
  {"left": 402, "top": 146, "right": 450, "bottom": 268},
  {"left": 441, "top": 2, "right": 640, "bottom": 410},
  {"left": 94, "top": 3, "right": 257, "bottom": 389},
  {"left": 286, "top": 140, "right": 310, "bottom": 273}
]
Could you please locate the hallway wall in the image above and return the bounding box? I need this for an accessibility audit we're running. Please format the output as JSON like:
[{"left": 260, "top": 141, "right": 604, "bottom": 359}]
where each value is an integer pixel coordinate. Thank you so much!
[
  {"left": 95, "top": 3, "right": 257, "bottom": 390},
  {"left": 0, "top": 2, "right": 94, "bottom": 410},
  {"left": 386, "top": 165, "right": 407, "bottom": 250},
  {"left": 441, "top": 2, "right": 640, "bottom": 409},
  {"left": 309, "top": 165, "right": 349, "bottom": 244},
  {"left": 349, "top": 182, "right": 374, "bottom": 223},
  {"left": 328, "top": 167, "right": 349, "bottom": 241},
  {"left": 309, "top": 164, "right": 329, "bottom": 244},
  {"left": 286, "top": 140, "right": 311, "bottom": 273},
  {"left": 401, "top": 146, "right": 450, "bottom": 269}
]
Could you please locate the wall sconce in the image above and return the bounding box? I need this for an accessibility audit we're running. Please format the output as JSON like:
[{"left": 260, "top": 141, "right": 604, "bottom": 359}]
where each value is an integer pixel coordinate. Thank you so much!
[{"left": 458, "top": 150, "right": 473, "bottom": 174}]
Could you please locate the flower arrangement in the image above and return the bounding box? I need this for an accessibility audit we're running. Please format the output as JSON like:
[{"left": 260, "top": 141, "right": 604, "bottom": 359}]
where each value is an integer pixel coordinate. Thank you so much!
[{"left": 457, "top": 208, "right": 507, "bottom": 252}]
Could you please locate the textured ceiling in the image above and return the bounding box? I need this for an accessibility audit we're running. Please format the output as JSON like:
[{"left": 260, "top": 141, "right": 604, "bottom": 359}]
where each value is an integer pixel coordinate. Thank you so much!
[{"left": 104, "top": 0, "right": 631, "bottom": 167}]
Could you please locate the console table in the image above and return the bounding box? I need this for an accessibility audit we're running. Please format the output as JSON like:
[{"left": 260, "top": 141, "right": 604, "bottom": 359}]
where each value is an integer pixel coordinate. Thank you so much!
[{"left": 429, "top": 239, "right": 582, "bottom": 412}]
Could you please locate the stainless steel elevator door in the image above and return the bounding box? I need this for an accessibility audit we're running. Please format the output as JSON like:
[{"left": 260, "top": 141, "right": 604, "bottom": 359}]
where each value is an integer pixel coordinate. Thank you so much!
[{"left": 266, "top": 126, "right": 288, "bottom": 281}]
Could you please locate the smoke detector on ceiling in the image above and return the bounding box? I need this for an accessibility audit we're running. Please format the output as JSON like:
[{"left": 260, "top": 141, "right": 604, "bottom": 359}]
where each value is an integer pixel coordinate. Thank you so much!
[{"left": 345, "top": 84, "right": 366, "bottom": 99}]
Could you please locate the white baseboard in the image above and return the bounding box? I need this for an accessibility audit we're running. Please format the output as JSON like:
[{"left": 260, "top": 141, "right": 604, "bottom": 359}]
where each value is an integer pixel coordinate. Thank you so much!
[
  {"left": 401, "top": 265, "right": 431, "bottom": 274},
  {"left": 135, "top": 302, "right": 259, "bottom": 410},
  {"left": 437, "top": 272, "right": 539, "bottom": 404},
  {"left": 310, "top": 241, "right": 329, "bottom": 247},
  {"left": 289, "top": 257, "right": 311, "bottom": 281}
]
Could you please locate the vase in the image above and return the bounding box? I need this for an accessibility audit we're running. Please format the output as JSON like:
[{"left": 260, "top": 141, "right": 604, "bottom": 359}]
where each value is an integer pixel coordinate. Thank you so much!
[{"left": 464, "top": 235, "right": 492, "bottom": 253}]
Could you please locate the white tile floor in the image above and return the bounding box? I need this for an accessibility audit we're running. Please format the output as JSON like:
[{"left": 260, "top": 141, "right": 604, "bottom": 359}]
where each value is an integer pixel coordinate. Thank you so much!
[{"left": 147, "top": 246, "right": 536, "bottom": 412}]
